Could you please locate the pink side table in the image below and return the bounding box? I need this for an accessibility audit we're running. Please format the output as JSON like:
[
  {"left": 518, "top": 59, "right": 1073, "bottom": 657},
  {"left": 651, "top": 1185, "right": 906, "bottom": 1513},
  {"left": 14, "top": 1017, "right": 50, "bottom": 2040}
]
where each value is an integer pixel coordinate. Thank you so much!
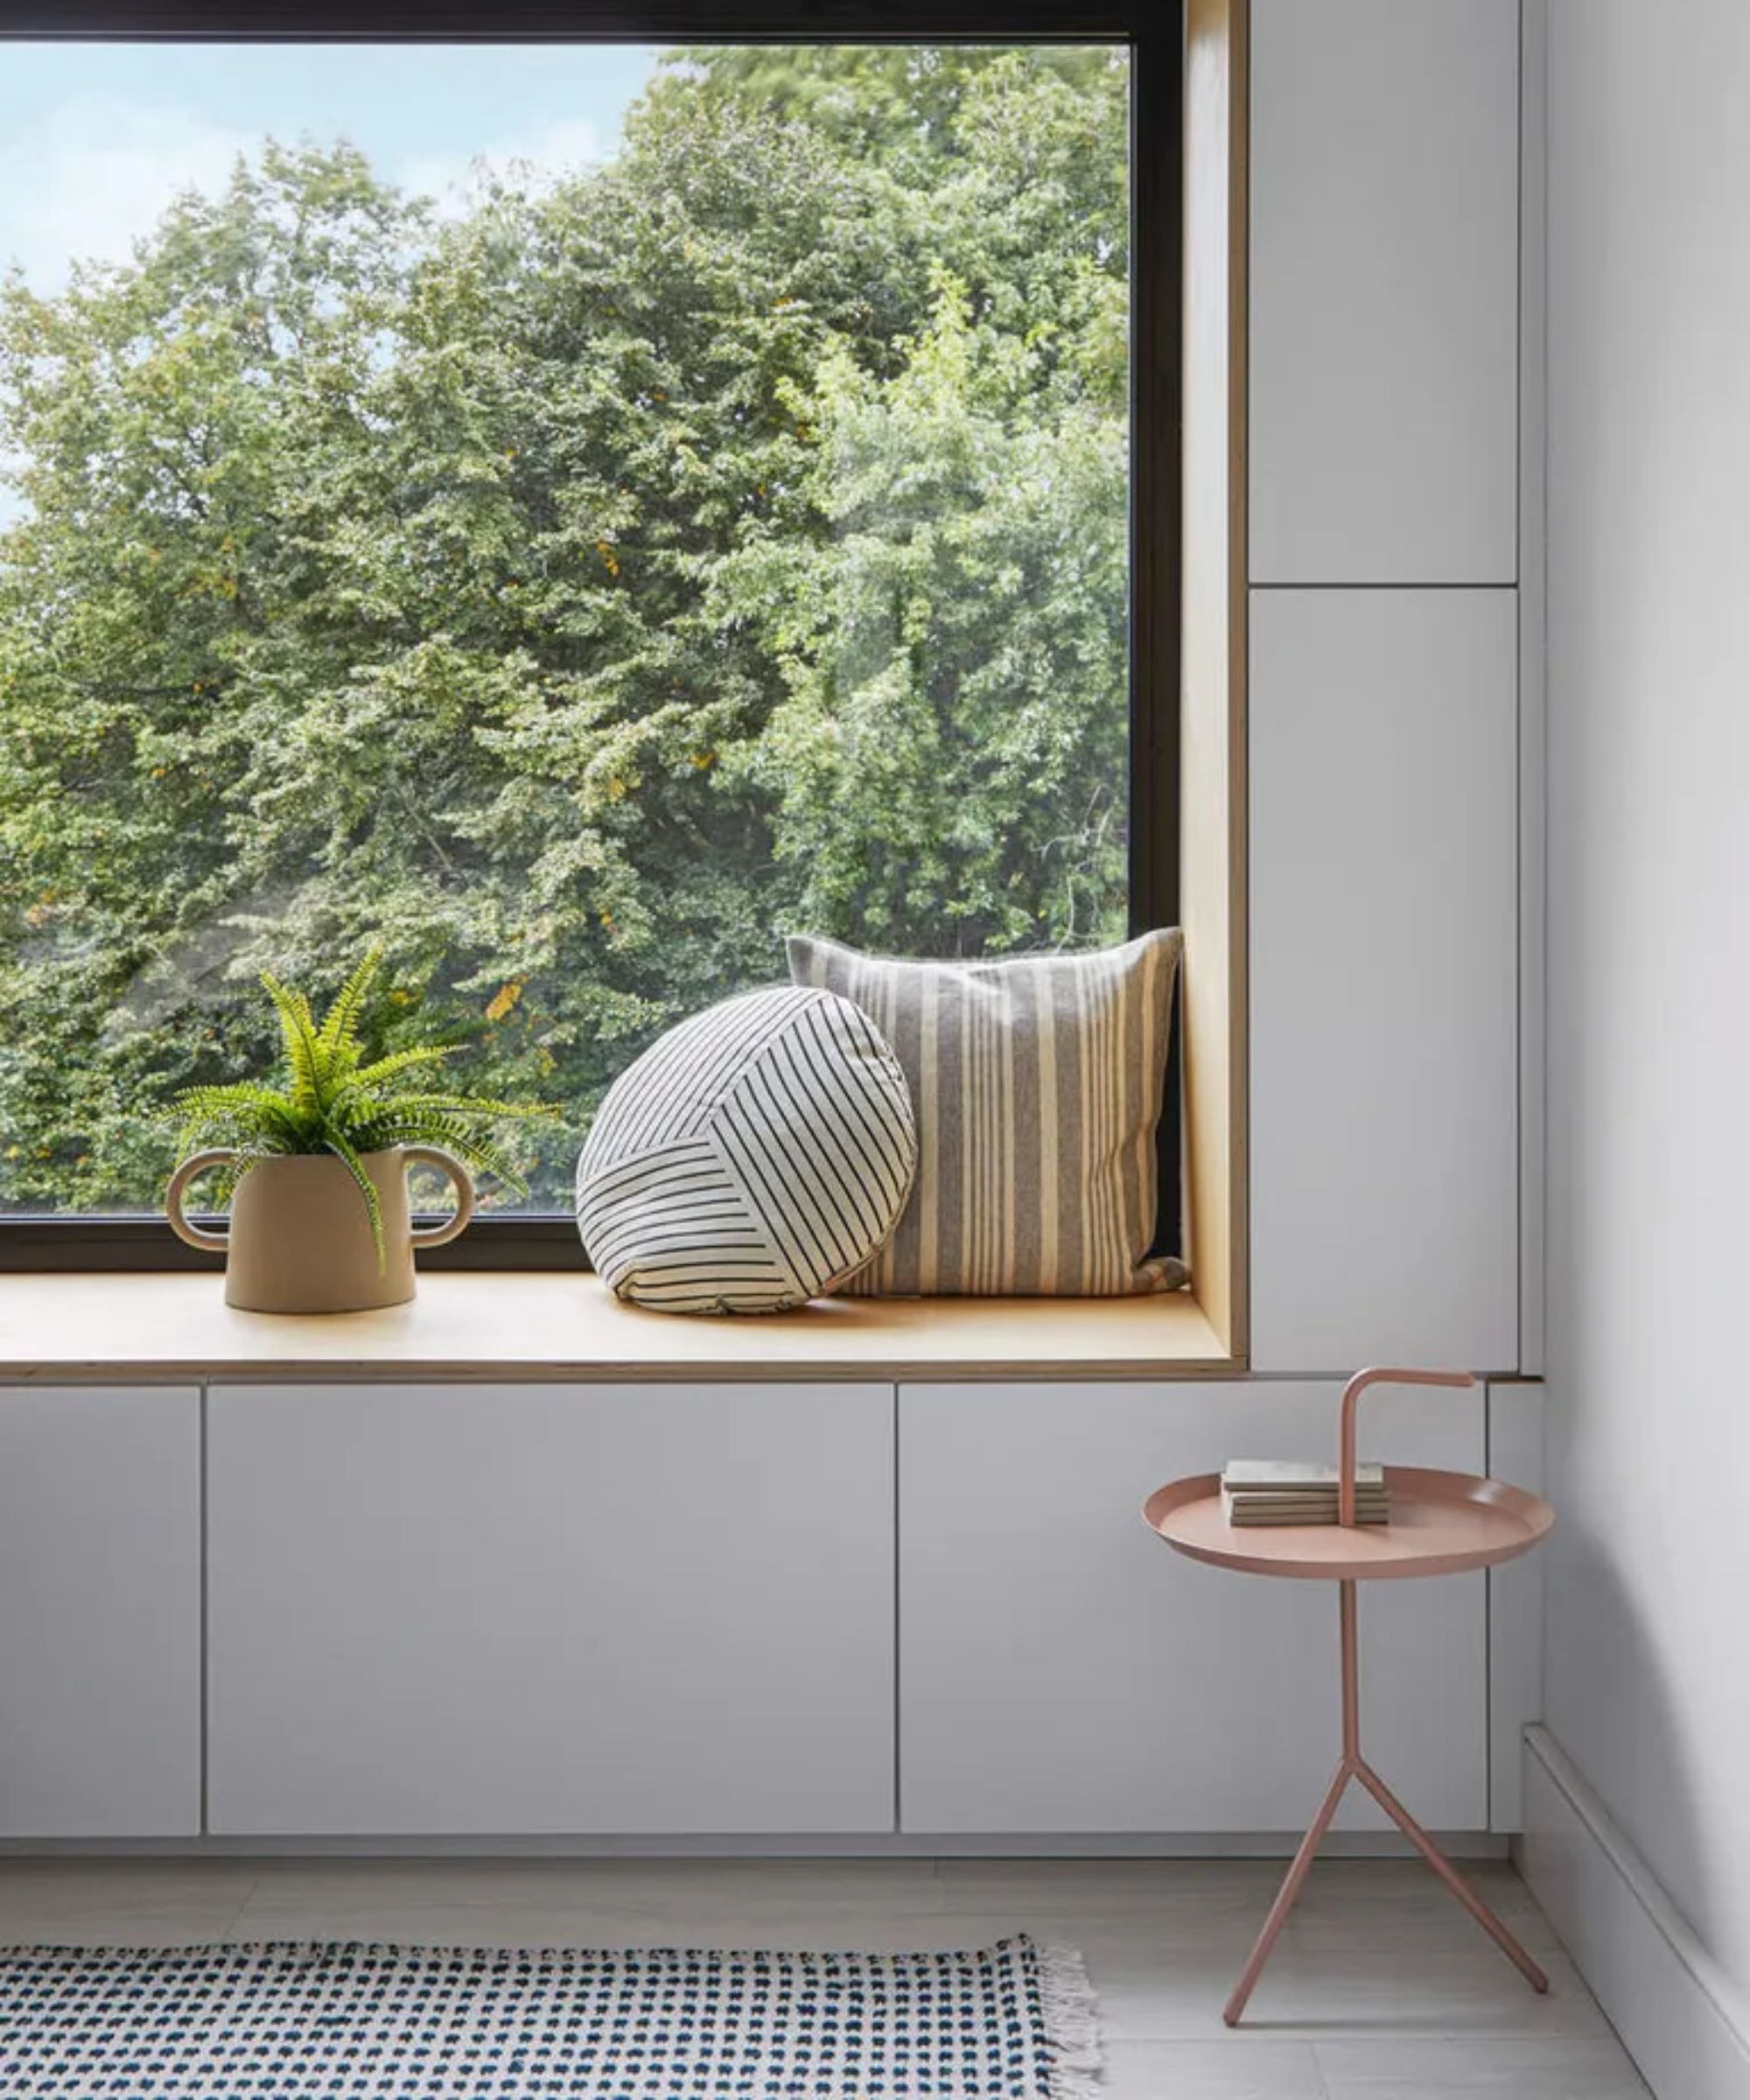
[{"left": 1144, "top": 1365, "right": 1555, "bottom": 2028}]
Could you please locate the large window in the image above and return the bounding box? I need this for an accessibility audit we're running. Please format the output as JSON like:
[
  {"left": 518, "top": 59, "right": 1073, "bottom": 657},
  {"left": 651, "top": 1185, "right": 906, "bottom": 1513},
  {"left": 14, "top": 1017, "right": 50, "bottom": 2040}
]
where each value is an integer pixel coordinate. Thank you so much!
[{"left": 0, "top": 6, "right": 1178, "bottom": 1268}]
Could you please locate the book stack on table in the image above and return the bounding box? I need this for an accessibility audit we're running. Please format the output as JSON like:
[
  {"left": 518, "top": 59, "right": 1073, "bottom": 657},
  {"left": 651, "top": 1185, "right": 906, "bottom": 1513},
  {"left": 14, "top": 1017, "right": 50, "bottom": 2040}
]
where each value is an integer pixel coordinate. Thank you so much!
[{"left": 1222, "top": 1460, "right": 1390, "bottom": 1527}]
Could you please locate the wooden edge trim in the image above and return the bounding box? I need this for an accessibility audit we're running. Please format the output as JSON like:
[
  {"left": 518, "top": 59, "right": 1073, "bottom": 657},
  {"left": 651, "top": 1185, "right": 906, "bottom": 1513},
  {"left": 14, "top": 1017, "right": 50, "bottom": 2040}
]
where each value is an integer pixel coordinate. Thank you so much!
[
  {"left": 1180, "top": 0, "right": 1249, "bottom": 1363},
  {"left": 0, "top": 1272, "right": 1237, "bottom": 1382}
]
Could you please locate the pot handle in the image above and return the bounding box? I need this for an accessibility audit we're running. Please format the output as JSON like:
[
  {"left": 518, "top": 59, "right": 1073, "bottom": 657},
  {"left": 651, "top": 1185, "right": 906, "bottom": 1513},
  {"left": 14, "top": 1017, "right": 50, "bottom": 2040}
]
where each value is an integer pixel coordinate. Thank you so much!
[
  {"left": 164, "top": 1149, "right": 237, "bottom": 1251},
  {"left": 404, "top": 1146, "right": 476, "bottom": 1249}
]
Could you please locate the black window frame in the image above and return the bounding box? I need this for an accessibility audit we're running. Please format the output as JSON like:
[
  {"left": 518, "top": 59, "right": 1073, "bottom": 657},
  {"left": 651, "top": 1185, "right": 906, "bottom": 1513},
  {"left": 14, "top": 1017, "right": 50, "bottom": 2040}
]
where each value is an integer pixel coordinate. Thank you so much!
[{"left": 0, "top": 0, "right": 1182, "bottom": 1272}]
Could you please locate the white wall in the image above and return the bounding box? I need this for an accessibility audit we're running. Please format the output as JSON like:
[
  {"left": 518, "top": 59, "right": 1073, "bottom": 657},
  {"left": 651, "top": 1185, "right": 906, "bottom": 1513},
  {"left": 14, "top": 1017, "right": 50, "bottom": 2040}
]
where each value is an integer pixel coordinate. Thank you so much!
[{"left": 1543, "top": 0, "right": 1750, "bottom": 2005}]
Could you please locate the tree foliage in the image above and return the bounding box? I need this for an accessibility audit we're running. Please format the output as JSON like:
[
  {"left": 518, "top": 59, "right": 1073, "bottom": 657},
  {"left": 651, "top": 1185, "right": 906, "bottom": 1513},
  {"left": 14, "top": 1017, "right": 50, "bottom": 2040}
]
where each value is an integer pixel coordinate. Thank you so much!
[{"left": 0, "top": 46, "right": 1130, "bottom": 1213}]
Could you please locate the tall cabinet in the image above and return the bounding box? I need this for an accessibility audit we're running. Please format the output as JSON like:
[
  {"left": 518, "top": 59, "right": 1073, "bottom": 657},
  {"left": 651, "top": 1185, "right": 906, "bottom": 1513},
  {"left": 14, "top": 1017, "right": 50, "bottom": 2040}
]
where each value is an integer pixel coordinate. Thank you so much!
[{"left": 1246, "top": 0, "right": 1526, "bottom": 1375}]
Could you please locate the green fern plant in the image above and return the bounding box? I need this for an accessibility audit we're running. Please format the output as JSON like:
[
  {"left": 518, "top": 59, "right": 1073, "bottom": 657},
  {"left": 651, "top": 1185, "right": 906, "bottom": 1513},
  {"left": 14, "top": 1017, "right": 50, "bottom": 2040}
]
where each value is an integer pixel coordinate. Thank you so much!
[{"left": 172, "top": 949, "right": 555, "bottom": 1265}]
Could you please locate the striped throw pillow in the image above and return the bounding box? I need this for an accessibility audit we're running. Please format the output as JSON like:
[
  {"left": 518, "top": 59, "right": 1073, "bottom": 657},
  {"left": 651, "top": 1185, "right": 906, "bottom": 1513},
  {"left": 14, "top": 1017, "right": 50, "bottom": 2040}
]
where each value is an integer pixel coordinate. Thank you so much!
[
  {"left": 576, "top": 986, "right": 917, "bottom": 1315},
  {"left": 787, "top": 930, "right": 1185, "bottom": 1298}
]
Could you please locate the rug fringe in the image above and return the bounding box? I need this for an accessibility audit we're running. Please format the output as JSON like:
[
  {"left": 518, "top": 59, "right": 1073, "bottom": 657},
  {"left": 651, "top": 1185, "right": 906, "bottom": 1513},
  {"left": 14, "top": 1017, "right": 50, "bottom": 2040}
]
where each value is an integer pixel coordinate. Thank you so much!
[{"left": 1037, "top": 1942, "right": 1102, "bottom": 2100}]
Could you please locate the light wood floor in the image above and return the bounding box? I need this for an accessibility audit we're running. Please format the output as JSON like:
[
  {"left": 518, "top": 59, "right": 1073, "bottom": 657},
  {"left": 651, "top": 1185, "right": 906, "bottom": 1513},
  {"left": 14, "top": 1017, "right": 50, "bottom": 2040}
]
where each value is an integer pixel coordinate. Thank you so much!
[{"left": 0, "top": 1856, "right": 1648, "bottom": 2096}]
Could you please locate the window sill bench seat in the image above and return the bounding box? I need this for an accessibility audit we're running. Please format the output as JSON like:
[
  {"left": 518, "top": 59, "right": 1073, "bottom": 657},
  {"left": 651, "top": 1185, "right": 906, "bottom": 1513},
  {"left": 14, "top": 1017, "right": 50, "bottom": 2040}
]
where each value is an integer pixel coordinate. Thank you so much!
[
  {"left": 0, "top": 1271, "right": 1511, "bottom": 1852},
  {"left": 0, "top": 1270, "right": 1232, "bottom": 1382}
]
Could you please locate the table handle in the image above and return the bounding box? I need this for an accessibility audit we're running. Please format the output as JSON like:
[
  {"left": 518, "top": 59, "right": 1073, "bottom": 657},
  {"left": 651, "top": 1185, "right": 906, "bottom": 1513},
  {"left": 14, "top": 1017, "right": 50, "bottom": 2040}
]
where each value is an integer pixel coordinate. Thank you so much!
[{"left": 1338, "top": 1365, "right": 1474, "bottom": 1526}]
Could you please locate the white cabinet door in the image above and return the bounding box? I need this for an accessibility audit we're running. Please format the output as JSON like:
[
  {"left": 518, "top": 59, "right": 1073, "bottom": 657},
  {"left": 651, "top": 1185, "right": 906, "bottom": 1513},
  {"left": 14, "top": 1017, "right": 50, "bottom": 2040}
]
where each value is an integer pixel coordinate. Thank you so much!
[
  {"left": 1250, "top": 0, "right": 1520, "bottom": 584},
  {"left": 1250, "top": 588, "right": 1519, "bottom": 1374},
  {"left": 0, "top": 1384, "right": 200, "bottom": 1837},
  {"left": 900, "top": 1380, "right": 1486, "bottom": 1834},
  {"left": 208, "top": 1382, "right": 894, "bottom": 1836}
]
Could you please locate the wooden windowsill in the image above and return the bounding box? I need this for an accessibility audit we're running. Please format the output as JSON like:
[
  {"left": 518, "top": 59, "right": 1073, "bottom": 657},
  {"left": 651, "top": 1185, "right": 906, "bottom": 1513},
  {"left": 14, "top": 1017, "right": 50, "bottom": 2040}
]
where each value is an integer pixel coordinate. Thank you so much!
[{"left": 0, "top": 1271, "right": 1234, "bottom": 1382}]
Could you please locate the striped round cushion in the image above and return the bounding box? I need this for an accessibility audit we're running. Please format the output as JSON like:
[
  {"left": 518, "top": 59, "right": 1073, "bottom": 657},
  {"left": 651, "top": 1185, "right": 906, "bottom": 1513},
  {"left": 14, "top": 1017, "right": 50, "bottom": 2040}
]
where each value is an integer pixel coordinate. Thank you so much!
[{"left": 576, "top": 987, "right": 918, "bottom": 1315}]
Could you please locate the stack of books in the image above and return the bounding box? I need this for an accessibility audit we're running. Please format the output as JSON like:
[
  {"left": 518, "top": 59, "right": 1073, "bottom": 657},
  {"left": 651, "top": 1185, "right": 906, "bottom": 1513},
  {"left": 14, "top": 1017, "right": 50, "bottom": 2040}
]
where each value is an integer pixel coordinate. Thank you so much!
[{"left": 1221, "top": 1459, "right": 1390, "bottom": 1527}]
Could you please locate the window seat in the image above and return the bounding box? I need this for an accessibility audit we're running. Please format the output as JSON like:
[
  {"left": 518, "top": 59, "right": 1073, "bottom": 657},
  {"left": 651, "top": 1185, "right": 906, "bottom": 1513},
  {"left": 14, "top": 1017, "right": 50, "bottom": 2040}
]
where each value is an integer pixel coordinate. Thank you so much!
[{"left": 0, "top": 1271, "right": 1231, "bottom": 1382}]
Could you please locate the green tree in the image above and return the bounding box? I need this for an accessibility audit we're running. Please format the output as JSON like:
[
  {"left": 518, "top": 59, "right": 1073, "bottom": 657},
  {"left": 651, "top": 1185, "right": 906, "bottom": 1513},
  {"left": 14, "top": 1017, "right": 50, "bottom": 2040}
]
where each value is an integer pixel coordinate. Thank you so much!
[{"left": 0, "top": 45, "right": 1130, "bottom": 1214}]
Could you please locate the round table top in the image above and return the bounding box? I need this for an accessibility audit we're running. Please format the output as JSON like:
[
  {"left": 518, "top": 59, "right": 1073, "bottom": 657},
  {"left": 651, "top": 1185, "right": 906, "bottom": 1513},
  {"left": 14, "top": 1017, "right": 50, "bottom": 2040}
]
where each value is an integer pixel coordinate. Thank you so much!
[{"left": 1143, "top": 1466, "right": 1554, "bottom": 1582}]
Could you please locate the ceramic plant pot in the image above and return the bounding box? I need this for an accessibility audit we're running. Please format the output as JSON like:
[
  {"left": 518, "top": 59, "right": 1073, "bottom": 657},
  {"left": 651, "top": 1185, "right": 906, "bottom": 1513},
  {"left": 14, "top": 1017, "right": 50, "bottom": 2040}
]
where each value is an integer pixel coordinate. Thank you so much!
[{"left": 164, "top": 1146, "right": 474, "bottom": 1313}]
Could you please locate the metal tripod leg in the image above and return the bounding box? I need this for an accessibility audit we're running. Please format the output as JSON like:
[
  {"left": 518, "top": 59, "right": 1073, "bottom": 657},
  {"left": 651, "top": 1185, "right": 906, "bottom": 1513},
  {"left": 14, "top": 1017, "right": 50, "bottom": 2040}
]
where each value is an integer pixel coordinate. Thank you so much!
[{"left": 1223, "top": 1580, "right": 1550, "bottom": 2026}]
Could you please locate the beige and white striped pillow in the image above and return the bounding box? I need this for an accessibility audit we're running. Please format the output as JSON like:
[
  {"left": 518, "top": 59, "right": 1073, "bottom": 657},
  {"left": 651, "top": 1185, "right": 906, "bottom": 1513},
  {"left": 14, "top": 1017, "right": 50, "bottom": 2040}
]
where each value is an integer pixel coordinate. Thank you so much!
[{"left": 787, "top": 930, "right": 1185, "bottom": 1298}]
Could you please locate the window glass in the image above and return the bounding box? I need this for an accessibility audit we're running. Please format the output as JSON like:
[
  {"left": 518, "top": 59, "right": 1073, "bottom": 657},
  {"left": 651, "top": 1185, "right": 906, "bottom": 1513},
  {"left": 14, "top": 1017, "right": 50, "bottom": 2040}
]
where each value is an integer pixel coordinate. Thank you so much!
[{"left": 0, "top": 41, "right": 1131, "bottom": 1216}]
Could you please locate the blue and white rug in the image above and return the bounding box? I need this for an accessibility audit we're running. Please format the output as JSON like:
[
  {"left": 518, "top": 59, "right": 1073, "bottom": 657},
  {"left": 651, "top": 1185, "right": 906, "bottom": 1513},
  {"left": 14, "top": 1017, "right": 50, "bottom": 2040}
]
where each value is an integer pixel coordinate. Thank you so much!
[{"left": 0, "top": 1936, "right": 1100, "bottom": 2098}]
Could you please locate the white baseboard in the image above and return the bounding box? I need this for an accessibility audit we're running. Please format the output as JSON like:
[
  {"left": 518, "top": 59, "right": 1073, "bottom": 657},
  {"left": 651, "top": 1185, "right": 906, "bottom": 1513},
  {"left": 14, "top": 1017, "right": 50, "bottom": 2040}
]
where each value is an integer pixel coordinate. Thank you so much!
[{"left": 1521, "top": 1726, "right": 1750, "bottom": 2100}]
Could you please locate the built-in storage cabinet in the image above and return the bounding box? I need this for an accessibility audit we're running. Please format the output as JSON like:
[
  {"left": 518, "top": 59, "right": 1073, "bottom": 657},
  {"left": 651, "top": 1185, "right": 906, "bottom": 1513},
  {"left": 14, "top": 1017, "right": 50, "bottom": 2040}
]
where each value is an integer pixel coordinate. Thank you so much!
[
  {"left": 0, "top": 1385, "right": 200, "bottom": 1838},
  {"left": 0, "top": 1373, "right": 1507, "bottom": 1843},
  {"left": 1249, "top": 589, "right": 1519, "bottom": 1374},
  {"left": 206, "top": 1382, "right": 895, "bottom": 1836},
  {"left": 1249, "top": 0, "right": 1520, "bottom": 584},
  {"left": 1245, "top": 0, "right": 1526, "bottom": 1376},
  {"left": 899, "top": 1380, "right": 1488, "bottom": 1834}
]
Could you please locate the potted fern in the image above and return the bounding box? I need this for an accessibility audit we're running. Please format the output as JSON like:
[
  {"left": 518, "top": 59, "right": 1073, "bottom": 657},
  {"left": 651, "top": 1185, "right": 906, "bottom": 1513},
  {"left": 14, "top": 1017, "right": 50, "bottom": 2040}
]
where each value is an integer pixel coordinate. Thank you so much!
[{"left": 164, "top": 949, "right": 553, "bottom": 1313}]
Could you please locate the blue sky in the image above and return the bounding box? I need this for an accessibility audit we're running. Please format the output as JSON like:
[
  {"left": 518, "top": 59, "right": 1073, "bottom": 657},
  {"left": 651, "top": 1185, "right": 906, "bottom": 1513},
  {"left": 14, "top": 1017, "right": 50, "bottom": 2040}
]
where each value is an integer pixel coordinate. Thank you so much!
[{"left": 0, "top": 41, "right": 662, "bottom": 289}]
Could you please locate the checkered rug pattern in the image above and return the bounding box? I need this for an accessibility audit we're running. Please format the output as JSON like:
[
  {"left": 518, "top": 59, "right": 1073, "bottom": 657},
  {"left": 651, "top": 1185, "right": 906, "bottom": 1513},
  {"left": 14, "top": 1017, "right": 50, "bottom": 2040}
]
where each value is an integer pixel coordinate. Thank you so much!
[{"left": 0, "top": 1936, "right": 1101, "bottom": 2098}]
